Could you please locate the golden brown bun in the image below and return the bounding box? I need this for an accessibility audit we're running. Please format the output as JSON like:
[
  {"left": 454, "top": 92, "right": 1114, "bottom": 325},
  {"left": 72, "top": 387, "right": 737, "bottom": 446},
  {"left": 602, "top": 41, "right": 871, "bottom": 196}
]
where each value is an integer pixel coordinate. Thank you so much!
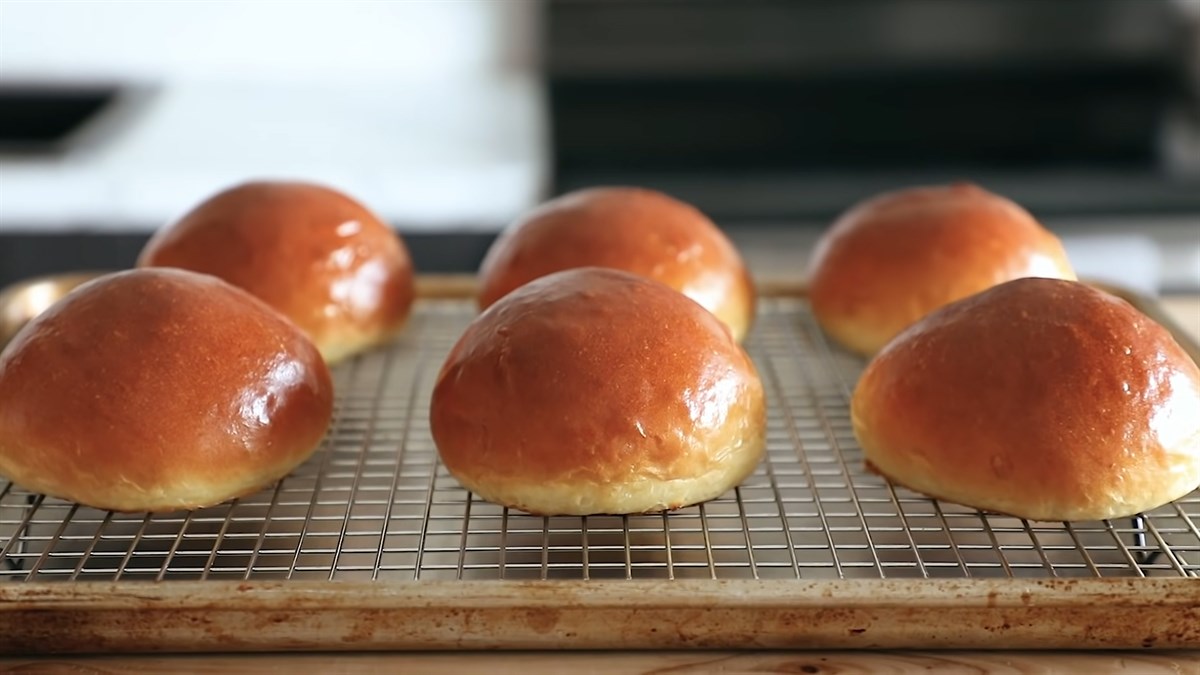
[
  {"left": 138, "top": 181, "right": 415, "bottom": 364},
  {"left": 432, "top": 267, "right": 766, "bottom": 515},
  {"left": 478, "top": 187, "right": 756, "bottom": 342},
  {"left": 809, "top": 183, "right": 1076, "bottom": 355},
  {"left": 851, "top": 278, "right": 1200, "bottom": 522},
  {"left": 0, "top": 269, "right": 334, "bottom": 512}
]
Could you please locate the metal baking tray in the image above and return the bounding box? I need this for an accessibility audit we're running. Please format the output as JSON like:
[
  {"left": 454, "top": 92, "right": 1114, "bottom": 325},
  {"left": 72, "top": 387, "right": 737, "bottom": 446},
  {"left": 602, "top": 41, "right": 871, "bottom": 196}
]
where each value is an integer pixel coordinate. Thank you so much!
[{"left": 1, "top": 275, "right": 1198, "bottom": 653}]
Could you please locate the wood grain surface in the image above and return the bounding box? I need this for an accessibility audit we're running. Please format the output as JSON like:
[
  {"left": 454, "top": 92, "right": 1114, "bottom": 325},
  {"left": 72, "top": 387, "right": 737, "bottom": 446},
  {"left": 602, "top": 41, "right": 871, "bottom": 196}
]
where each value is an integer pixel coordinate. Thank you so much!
[{"left": 3, "top": 650, "right": 1199, "bottom": 674}]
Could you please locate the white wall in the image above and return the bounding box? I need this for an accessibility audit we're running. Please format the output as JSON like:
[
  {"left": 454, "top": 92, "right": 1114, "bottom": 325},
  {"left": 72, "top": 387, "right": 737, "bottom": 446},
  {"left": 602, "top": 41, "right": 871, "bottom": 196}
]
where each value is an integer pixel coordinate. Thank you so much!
[
  {"left": 0, "top": 0, "right": 546, "bottom": 232},
  {"left": 0, "top": 0, "right": 538, "bottom": 82}
]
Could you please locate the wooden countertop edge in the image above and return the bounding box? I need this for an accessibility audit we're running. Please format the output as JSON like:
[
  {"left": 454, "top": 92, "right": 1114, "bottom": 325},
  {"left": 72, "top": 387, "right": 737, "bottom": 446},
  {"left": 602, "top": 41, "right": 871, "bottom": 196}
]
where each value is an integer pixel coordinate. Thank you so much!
[{"left": 2, "top": 650, "right": 1199, "bottom": 675}]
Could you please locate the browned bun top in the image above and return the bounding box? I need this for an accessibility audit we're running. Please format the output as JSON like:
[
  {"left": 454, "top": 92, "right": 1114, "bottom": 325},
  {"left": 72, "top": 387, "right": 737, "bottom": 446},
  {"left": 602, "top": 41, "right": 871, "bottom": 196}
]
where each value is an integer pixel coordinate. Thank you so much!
[
  {"left": 0, "top": 268, "right": 334, "bottom": 512},
  {"left": 851, "top": 277, "right": 1200, "bottom": 522},
  {"left": 138, "top": 180, "right": 415, "bottom": 364},
  {"left": 808, "top": 183, "right": 1076, "bottom": 355},
  {"left": 477, "top": 187, "right": 756, "bottom": 342},
  {"left": 432, "top": 267, "right": 766, "bottom": 515}
]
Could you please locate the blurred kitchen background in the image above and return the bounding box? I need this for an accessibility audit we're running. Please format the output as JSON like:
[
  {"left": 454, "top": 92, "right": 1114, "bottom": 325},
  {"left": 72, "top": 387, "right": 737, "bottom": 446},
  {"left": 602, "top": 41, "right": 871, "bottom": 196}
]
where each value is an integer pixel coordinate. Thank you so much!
[{"left": 1, "top": 0, "right": 1198, "bottom": 292}]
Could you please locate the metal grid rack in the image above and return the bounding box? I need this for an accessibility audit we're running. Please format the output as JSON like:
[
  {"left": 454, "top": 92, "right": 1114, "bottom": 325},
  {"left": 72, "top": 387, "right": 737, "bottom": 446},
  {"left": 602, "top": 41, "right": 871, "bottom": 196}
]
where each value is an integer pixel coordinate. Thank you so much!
[{"left": 2, "top": 298, "right": 1198, "bottom": 584}]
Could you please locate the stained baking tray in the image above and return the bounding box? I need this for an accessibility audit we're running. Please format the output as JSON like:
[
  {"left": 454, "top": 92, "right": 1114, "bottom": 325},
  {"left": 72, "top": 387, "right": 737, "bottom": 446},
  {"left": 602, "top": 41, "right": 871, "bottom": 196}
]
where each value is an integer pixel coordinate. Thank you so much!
[{"left": 1, "top": 276, "right": 1198, "bottom": 653}]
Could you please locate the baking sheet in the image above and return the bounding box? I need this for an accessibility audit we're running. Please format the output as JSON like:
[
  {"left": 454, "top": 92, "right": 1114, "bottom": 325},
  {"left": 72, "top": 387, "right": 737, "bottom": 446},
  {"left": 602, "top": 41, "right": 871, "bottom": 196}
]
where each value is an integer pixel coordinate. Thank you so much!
[{"left": 1, "top": 278, "right": 1198, "bottom": 652}]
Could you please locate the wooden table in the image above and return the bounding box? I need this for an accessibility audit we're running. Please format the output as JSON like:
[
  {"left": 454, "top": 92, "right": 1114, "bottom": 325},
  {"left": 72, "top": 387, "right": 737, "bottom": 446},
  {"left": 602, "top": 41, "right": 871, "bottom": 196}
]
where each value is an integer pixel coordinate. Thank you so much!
[
  {"left": 2, "top": 649, "right": 1199, "bottom": 673},
  {"left": 3, "top": 295, "right": 1199, "bottom": 674}
]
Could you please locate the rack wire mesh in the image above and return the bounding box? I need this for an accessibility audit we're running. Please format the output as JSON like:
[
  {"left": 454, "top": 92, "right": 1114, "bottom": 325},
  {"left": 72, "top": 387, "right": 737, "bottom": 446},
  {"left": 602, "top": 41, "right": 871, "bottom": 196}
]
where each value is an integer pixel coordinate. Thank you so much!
[{"left": 2, "top": 298, "right": 1198, "bottom": 583}]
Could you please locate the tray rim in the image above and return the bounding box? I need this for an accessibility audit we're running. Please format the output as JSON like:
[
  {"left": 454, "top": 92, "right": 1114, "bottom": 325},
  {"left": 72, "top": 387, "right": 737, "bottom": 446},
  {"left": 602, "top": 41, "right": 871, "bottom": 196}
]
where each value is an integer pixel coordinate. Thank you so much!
[
  {"left": 1, "top": 272, "right": 1199, "bottom": 653},
  {"left": 411, "top": 273, "right": 1200, "bottom": 364},
  {"left": 3, "top": 271, "right": 1196, "bottom": 358},
  {"left": 2, "top": 578, "right": 1198, "bottom": 653}
]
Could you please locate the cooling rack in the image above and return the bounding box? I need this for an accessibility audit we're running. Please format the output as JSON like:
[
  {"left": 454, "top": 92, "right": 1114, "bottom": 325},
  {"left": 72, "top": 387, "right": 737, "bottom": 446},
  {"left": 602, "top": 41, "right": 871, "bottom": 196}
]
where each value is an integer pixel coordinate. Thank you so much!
[{"left": 2, "top": 283, "right": 1199, "bottom": 653}]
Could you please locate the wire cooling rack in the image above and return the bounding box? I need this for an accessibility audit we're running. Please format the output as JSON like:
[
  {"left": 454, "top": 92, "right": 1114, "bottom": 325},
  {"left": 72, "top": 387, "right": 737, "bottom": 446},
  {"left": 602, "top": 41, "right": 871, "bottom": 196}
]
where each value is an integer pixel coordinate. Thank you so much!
[{"left": 2, "top": 297, "right": 1198, "bottom": 584}]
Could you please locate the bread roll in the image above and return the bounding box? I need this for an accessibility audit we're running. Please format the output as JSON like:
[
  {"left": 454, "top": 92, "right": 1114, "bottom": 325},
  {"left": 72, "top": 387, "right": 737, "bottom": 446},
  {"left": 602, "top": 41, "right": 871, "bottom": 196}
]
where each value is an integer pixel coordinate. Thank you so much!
[
  {"left": 138, "top": 181, "right": 415, "bottom": 364},
  {"left": 478, "top": 187, "right": 756, "bottom": 342},
  {"left": 851, "top": 277, "right": 1200, "bottom": 522},
  {"left": 431, "top": 267, "right": 766, "bottom": 515},
  {"left": 0, "top": 269, "right": 334, "bottom": 512},
  {"left": 808, "top": 183, "right": 1076, "bottom": 355}
]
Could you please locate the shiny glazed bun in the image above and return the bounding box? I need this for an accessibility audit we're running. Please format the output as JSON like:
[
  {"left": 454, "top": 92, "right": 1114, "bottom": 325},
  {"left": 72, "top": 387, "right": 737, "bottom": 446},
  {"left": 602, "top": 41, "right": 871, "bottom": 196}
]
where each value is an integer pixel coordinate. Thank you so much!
[
  {"left": 808, "top": 183, "right": 1076, "bottom": 355},
  {"left": 851, "top": 278, "right": 1200, "bottom": 522},
  {"left": 0, "top": 269, "right": 334, "bottom": 512},
  {"left": 138, "top": 181, "right": 415, "bottom": 364},
  {"left": 432, "top": 268, "right": 766, "bottom": 515},
  {"left": 478, "top": 187, "right": 756, "bottom": 342}
]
